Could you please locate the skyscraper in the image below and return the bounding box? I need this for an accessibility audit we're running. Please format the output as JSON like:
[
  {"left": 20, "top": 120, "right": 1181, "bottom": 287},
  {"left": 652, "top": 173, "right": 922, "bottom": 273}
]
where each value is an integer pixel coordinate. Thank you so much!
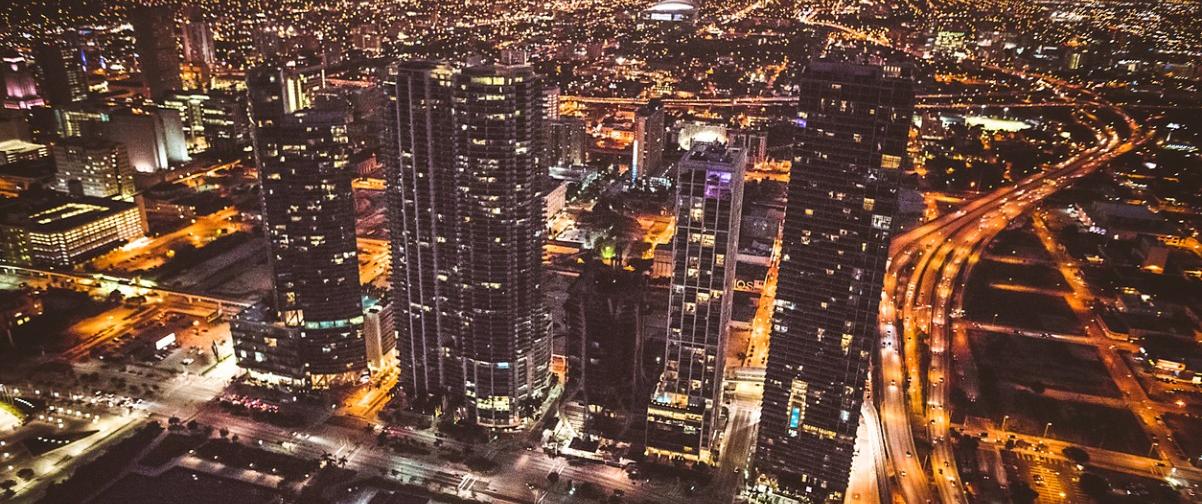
[
  {"left": 754, "top": 61, "right": 914, "bottom": 502},
  {"left": 131, "top": 5, "right": 183, "bottom": 100},
  {"left": 260, "top": 62, "right": 327, "bottom": 117},
  {"left": 230, "top": 65, "right": 366, "bottom": 388},
  {"left": 647, "top": 142, "right": 746, "bottom": 462},
  {"left": 34, "top": 32, "right": 89, "bottom": 105},
  {"left": 548, "top": 116, "right": 587, "bottom": 167},
  {"left": 180, "top": 7, "right": 215, "bottom": 91},
  {"left": 1, "top": 54, "right": 45, "bottom": 110},
  {"left": 565, "top": 262, "right": 646, "bottom": 441},
  {"left": 99, "top": 107, "right": 190, "bottom": 172},
  {"left": 382, "top": 60, "right": 456, "bottom": 403},
  {"left": 181, "top": 7, "right": 216, "bottom": 67},
  {"left": 382, "top": 57, "right": 552, "bottom": 429},
  {"left": 452, "top": 59, "right": 553, "bottom": 429},
  {"left": 632, "top": 99, "right": 665, "bottom": 181}
]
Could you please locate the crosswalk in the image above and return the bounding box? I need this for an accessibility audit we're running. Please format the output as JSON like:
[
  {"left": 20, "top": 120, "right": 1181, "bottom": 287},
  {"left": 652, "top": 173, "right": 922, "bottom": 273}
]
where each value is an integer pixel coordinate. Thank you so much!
[{"left": 457, "top": 474, "right": 478, "bottom": 493}]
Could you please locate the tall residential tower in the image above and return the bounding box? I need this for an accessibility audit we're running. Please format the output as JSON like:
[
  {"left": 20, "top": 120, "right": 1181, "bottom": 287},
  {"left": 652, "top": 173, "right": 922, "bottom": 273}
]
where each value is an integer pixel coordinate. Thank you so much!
[
  {"left": 632, "top": 99, "right": 665, "bottom": 181},
  {"left": 34, "top": 32, "right": 89, "bottom": 105},
  {"left": 754, "top": 61, "right": 914, "bottom": 503},
  {"left": 646, "top": 142, "right": 746, "bottom": 461},
  {"left": 382, "top": 60, "right": 456, "bottom": 404},
  {"left": 383, "top": 57, "right": 552, "bottom": 429},
  {"left": 131, "top": 5, "right": 183, "bottom": 100},
  {"left": 230, "top": 65, "right": 366, "bottom": 388}
]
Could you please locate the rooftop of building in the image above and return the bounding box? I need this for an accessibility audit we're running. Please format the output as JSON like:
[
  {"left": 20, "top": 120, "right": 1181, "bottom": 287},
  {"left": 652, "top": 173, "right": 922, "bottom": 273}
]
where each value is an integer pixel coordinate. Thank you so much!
[
  {"left": 684, "top": 141, "right": 744, "bottom": 166},
  {"left": 231, "top": 300, "right": 280, "bottom": 325},
  {"left": 1089, "top": 201, "right": 1160, "bottom": 220},
  {"left": 1088, "top": 202, "right": 1179, "bottom": 236},
  {"left": 284, "top": 104, "right": 349, "bottom": 127},
  {"left": 636, "top": 98, "right": 664, "bottom": 115},
  {"left": 0, "top": 191, "right": 137, "bottom": 232},
  {"left": 0, "top": 139, "right": 46, "bottom": 154},
  {"left": 363, "top": 291, "right": 391, "bottom": 311},
  {"left": 806, "top": 59, "right": 913, "bottom": 82},
  {"left": 648, "top": 387, "right": 706, "bottom": 412},
  {"left": 53, "top": 135, "right": 122, "bottom": 151},
  {"left": 571, "top": 262, "right": 647, "bottom": 299},
  {"left": 0, "top": 157, "right": 53, "bottom": 179},
  {"left": 645, "top": 0, "right": 696, "bottom": 13},
  {"left": 1139, "top": 333, "right": 1202, "bottom": 368}
]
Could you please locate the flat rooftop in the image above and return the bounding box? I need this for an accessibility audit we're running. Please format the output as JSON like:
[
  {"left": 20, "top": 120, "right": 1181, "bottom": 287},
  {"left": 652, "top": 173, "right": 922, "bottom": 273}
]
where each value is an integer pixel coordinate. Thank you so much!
[{"left": 1, "top": 192, "right": 138, "bottom": 233}]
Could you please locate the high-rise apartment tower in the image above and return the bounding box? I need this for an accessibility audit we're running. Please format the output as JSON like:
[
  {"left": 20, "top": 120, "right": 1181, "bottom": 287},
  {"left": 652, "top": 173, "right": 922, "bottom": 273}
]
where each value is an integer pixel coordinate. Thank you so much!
[
  {"left": 382, "top": 58, "right": 552, "bottom": 429},
  {"left": 754, "top": 60, "right": 914, "bottom": 503}
]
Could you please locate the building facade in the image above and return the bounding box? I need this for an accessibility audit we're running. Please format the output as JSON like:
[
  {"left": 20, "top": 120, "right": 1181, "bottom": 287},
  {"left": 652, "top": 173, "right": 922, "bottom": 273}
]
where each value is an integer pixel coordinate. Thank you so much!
[
  {"left": 382, "top": 60, "right": 456, "bottom": 405},
  {"left": 181, "top": 7, "right": 216, "bottom": 68},
  {"left": 201, "top": 91, "right": 252, "bottom": 156},
  {"left": 131, "top": 5, "right": 183, "bottom": 100},
  {"left": 647, "top": 142, "right": 746, "bottom": 461},
  {"left": 364, "top": 295, "right": 397, "bottom": 372},
  {"left": 382, "top": 58, "right": 552, "bottom": 429},
  {"left": 728, "top": 128, "right": 768, "bottom": 166},
  {"left": 34, "top": 32, "right": 89, "bottom": 106},
  {"left": 632, "top": 99, "right": 665, "bottom": 181},
  {"left": 232, "top": 66, "right": 367, "bottom": 388},
  {"left": 99, "top": 107, "right": 190, "bottom": 172},
  {"left": 51, "top": 138, "right": 136, "bottom": 200},
  {"left": 565, "top": 263, "right": 646, "bottom": 441},
  {"left": 0, "top": 194, "right": 145, "bottom": 267},
  {"left": 162, "top": 90, "right": 252, "bottom": 156},
  {"left": 754, "top": 61, "right": 914, "bottom": 503},
  {"left": 0, "top": 140, "right": 47, "bottom": 166},
  {"left": 1, "top": 54, "right": 45, "bottom": 110},
  {"left": 548, "top": 116, "right": 587, "bottom": 168}
]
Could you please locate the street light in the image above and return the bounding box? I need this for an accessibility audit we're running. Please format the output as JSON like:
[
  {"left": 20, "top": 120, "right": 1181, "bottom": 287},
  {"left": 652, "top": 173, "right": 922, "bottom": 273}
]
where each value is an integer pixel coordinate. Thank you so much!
[{"left": 1043, "top": 422, "right": 1053, "bottom": 438}]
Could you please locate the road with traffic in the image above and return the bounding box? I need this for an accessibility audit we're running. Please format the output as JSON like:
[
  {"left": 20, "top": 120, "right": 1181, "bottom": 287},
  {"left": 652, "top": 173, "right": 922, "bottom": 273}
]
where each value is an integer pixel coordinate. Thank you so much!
[
  {"left": 880, "top": 91, "right": 1152, "bottom": 504},
  {"left": 791, "top": 13, "right": 1174, "bottom": 503}
]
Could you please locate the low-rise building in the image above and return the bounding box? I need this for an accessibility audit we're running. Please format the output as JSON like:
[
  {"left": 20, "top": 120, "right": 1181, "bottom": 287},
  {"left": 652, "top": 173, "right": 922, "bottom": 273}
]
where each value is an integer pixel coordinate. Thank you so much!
[
  {"left": 546, "top": 178, "right": 569, "bottom": 223},
  {"left": 0, "top": 158, "right": 53, "bottom": 198},
  {"left": 142, "top": 182, "right": 231, "bottom": 223},
  {"left": 0, "top": 139, "right": 48, "bottom": 165},
  {"left": 0, "top": 192, "right": 146, "bottom": 267},
  {"left": 1, "top": 289, "right": 43, "bottom": 347},
  {"left": 1084, "top": 202, "right": 1179, "bottom": 241},
  {"left": 363, "top": 295, "right": 396, "bottom": 373},
  {"left": 1139, "top": 334, "right": 1202, "bottom": 384}
]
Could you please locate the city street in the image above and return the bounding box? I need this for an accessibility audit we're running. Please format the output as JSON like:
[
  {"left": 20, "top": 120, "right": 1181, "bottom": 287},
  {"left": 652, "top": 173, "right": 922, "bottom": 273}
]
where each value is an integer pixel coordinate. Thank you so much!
[
  {"left": 91, "top": 207, "right": 245, "bottom": 273},
  {"left": 878, "top": 84, "right": 1147, "bottom": 504}
]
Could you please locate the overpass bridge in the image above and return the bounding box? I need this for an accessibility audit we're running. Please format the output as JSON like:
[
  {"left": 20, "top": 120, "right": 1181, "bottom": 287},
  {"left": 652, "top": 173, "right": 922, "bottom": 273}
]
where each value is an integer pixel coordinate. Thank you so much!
[{"left": 0, "top": 264, "right": 254, "bottom": 317}]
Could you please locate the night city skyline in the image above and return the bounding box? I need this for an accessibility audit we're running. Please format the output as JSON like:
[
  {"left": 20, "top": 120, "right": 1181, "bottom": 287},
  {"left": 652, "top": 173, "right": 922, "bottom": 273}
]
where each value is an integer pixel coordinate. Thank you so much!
[{"left": 1, "top": 0, "right": 1201, "bottom": 503}]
